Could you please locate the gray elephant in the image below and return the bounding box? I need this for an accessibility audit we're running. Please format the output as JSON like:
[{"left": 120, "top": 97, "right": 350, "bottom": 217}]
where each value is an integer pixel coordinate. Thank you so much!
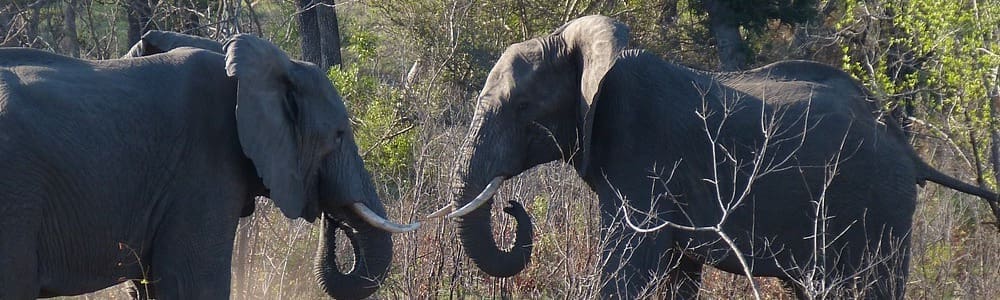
[
  {"left": 122, "top": 31, "right": 223, "bottom": 59},
  {"left": 430, "top": 15, "right": 998, "bottom": 299},
  {"left": 0, "top": 31, "right": 418, "bottom": 299}
]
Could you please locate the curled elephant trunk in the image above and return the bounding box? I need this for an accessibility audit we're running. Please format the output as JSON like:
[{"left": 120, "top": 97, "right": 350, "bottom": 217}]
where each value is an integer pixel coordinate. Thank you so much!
[
  {"left": 452, "top": 176, "right": 534, "bottom": 277},
  {"left": 314, "top": 214, "right": 392, "bottom": 300}
]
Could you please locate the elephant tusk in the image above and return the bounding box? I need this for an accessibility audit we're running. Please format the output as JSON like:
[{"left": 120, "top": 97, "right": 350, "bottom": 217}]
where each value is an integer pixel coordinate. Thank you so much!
[
  {"left": 426, "top": 204, "right": 454, "bottom": 219},
  {"left": 447, "top": 176, "right": 504, "bottom": 219},
  {"left": 350, "top": 203, "right": 420, "bottom": 233}
]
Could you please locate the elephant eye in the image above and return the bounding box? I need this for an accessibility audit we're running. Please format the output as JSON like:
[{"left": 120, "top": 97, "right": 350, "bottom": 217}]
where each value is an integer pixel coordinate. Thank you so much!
[{"left": 335, "top": 130, "right": 345, "bottom": 143}]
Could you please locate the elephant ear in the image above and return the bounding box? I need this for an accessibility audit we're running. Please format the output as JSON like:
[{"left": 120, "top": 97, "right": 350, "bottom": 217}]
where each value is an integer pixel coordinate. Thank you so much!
[
  {"left": 553, "top": 15, "right": 629, "bottom": 176},
  {"left": 123, "top": 30, "right": 224, "bottom": 58},
  {"left": 224, "top": 34, "right": 307, "bottom": 219}
]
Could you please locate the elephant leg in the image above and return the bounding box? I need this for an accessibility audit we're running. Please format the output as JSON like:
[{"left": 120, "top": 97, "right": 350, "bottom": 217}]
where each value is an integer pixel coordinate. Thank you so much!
[
  {"left": 146, "top": 200, "right": 240, "bottom": 299},
  {"left": 664, "top": 255, "right": 702, "bottom": 299},
  {"left": 0, "top": 205, "right": 41, "bottom": 299},
  {"left": 149, "top": 226, "right": 237, "bottom": 299}
]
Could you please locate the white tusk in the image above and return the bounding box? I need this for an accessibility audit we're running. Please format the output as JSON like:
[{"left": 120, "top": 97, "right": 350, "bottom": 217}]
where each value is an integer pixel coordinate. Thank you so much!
[
  {"left": 350, "top": 203, "right": 420, "bottom": 233},
  {"left": 447, "top": 176, "right": 504, "bottom": 219},
  {"left": 426, "top": 204, "right": 454, "bottom": 219}
]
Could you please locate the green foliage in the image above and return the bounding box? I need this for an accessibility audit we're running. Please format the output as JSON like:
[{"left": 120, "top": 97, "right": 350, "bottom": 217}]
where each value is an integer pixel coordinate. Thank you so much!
[
  {"left": 344, "top": 29, "right": 379, "bottom": 63},
  {"left": 365, "top": 0, "right": 708, "bottom": 90},
  {"left": 328, "top": 28, "right": 415, "bottom": 181},
  {"left": 914, "top": 240, "right": 958, "bottom": 294},
  {"left": 690, "top": 0, "right": 818, "bottom": 32},
  {"left": 842, "top": 0, "right": 999, "bottom": 108},
  {"left": 255, "top": 0, "right": 304, "bottom": 57},
  {"left": 840, "top": 0, "right": 1000, "bottom": 187}
]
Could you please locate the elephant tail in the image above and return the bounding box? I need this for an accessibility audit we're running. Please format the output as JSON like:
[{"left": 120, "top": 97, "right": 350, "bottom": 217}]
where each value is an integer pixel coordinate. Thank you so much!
[
  {"left": 916, "top": 159, "right": 1000, "bottom": 231},
  {"left": 858, "top": 72, "right": 1000, "bottom": 229},
  {"left": 879, "top": 104, "right": 980, "bottom": 199}
]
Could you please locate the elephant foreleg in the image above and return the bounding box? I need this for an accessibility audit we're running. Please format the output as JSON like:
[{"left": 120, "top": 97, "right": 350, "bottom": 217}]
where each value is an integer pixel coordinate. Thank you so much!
[
  {"left": 145, "top": 195, "right": 241, "bottom": 299},
  {"left": 148, "top": 225, "right": 236, "bottom": 299}
]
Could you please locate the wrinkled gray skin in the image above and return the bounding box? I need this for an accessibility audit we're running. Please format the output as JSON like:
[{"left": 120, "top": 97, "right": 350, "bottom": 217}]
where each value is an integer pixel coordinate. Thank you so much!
[
  {"left": 0, "top": 32, "right": 392, "bottom": 299},
  {"left": 450, "top": 15, "right": 998, "bottom": 299}
]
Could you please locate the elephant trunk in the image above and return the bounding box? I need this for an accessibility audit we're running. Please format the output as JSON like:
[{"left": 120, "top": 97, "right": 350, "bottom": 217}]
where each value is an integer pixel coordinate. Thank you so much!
[
  {"left": 453, "top": 191, "right": 533, "bottom": 277},
  {"left": 314, "top": 214, "right": 392, "bottom": 300},
  {"left": 451, "top": 122, "right": 534, "bottom": 277}
]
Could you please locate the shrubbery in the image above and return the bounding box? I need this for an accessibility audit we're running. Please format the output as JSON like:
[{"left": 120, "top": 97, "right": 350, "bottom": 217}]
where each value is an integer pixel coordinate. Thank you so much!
[{"left": 328, "top": 28, "right": 416, "bottom": 187}]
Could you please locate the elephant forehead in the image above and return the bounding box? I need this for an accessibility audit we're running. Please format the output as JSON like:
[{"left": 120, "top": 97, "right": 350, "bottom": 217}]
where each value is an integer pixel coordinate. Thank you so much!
[{"left": 481, "top": 44, "right": 546, "bottom": 98}]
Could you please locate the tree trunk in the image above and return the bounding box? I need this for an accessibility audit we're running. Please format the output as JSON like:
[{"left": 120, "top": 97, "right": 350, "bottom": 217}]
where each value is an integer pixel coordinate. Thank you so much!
[
  {"left": 296, "top": 0, "right": 322, "bottom": 66},
  {"left": 316, "top": 0, "right": 342, "bottom": 70},
  {"left": 61, "top": 0, "right": 79, "bottom": 57},
  {"left": 125, "top": 0, "right": 154, "bottom": 46},
  {"left": 702, "top": 0, "right": 747, "bottom": 71}
]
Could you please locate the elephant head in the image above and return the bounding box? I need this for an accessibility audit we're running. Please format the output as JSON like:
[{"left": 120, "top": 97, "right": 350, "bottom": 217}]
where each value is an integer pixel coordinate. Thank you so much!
[
  {"left": 429, "top": 15, "right": 629, "bottom": 277},
  {"left": 221, "top": 34, "right": 419, "bottom": 299}
]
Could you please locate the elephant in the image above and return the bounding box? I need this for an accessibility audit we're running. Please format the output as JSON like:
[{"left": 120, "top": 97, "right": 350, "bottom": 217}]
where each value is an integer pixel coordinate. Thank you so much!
[
  {"left": 122, "top": 30, "right": 223, "bottom": 59},
  {"left": 0, "top": 31, "right": 418, "bottom": 299},
  {"left": 429, "top": 15, "right": 999, "bottom": 299}
]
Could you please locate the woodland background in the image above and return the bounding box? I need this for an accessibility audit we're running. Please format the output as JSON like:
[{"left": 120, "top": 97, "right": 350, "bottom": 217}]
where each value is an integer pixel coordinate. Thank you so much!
[{"left": 2, "top": 0, "right": 999, "bottom": 298}]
